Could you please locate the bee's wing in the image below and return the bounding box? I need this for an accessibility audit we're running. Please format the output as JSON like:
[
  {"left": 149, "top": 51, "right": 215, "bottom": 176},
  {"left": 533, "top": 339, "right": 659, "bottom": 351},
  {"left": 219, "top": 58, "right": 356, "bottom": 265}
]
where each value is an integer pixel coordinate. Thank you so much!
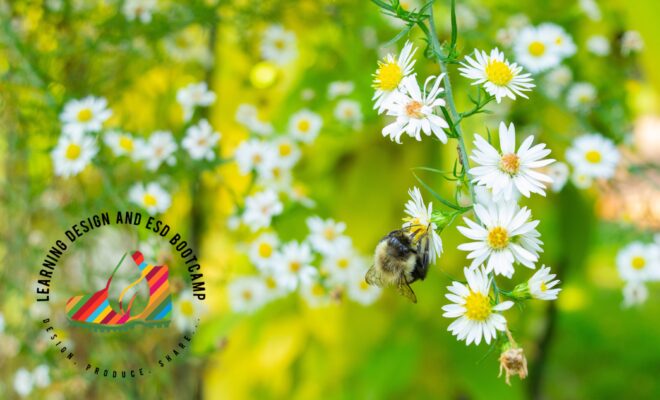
[
  {"left": 397, "top": 277, "right": 417, "bottom": 304},
  {"left": 365, "top": 265, "right": 386, "bottom": 287}
]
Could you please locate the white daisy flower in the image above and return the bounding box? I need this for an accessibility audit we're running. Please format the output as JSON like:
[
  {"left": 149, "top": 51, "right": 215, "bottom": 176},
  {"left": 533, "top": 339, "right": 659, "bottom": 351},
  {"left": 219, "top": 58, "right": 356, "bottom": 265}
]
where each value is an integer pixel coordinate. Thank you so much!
[
  {"left": 458, "top": 48, "right": 534, "bottom": 103},
  {"left": 617, "top": 242, "right": 660, "bottom": 282},
  {"left": 31, "top": 365, "right": 50, "bottom": 388},
  {"left": 255, "top": 150, "right": 293, "bottom": 192},
  {"left": 103, "top": 130, "right": 141, "bottom": 160},
  {"left": 260, "top": 25, "right": 297, "bottom": 65},
  {"left": 621, "top": 31, "right": 644, "bottom": 56},
  {"left": 382, "top": 74, "right": 449, "bottom": 144},
  {"left": 122, "top": 0, "right": 156, "bottom": 23},
  {"left": 372, "top": 40, "right": 417, "bottom": 113},
  {"left": 327, "top": 81, "right": 355, "bottom": 99},
  {"left": 306, "top": 216, "right": 348, "bottom": 255},
  {"left": 566, "top": 82, "right": 597, "bottom": 111},
  {"left": 622, "top": 281, "right": 648, "bottom": 308},
  {"left": 571, "top": 170, "right": 593, "bottom": 189},
  {"left": 528, "top": 265, "right": 561, "bottom": 300},
  {"left": 163, "top": 25, "right": 212, "bottom": 66},
  {"left": 272, "top": 136, "right": 301, "bottom": 168},
  {"left": 543, "top": 66, "right": 572, "bottom": 99},
  {"left": 300, "top": 279, "right": 331, "bottom": 308},
  {"left": 13, "top": 368, "right": 33, "bottom": 398},
  {"left": 235, "top": 104, "right": 274, "bottom": 136},
  {"left": 514, "top": 26, "right": 561, "bottom": 73},
  {"left": 289, "top": 109, "right": 323, "bottom": 143},
  {"left": 546, "top": 161, "right": 570, "bottom": 192},
  {"left": 234, "top": 139, "right": 276, "bottom": 175},
  {"left": 242, "top": 190, "right": 283, "bottom": 231},
  {"left": 172, "top": 290, "right": 207, "bottom": 332},
  {"left": 442, "top": 267, "right": 514, "bottom": 345},
  {"left": 457, "top": 202, "right": 542, "bottom": 278},
  {"left": 182, "top": 119, "right": 221, "bottom": 161},
  {"left": 586, "top": 35, "right": 611, "bottom": 56},
  {"left": 260, "top": 270, "right": 293, "bottom": 301},
  {"left": 334, "top": 99, "right": 363, "bottom": 128},
  {"left": 249, "top": 232, "right": 279, "bottom": 272},
  {"left": 51, "top": 130, "right": 98, "bottom": 177},
  {"left": 322, "top": 241, "right": 362, "bottom": 284},
  {"left": 0, "top": 312, "right": 4, "bottom": 333},
  {"left": 470, "top": 121, "right": 554, "bottom": 200},
  {"left": 579, "top": 0, "right": 601, "bottom": 21},
  {"left": 60, "top": 96, "right": 112, "bottom": 134},
  {"left": 539, "top": 23, "right": 577, "bottom": 58},
  {"left": 128, "top": 182, "right": 171, "bottom": 215},
  {"left": 565, "top": 133, "right": 620, "bottom": 179},
  {"left": 176, "top": 82, "right": 216, "bottom": 121},
  {"left": 137, "top": 130, "right": 177, "bottom": 170},
  {"left": 273, "top": 241, "right": 317, "bottom": 290},
  {"left": 228, "top": 277, "right": 268, "bottom": 314},
  {"left": 346, "top": 268, "right": 382, "bottom": 305},
  {"left": 402, "top": 186, "right": 443, "bottom": 264}
]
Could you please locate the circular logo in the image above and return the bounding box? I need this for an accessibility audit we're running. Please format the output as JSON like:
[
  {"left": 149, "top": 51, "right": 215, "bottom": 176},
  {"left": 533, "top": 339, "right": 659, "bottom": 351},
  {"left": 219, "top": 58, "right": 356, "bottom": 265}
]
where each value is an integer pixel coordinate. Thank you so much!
[{"left": 34, "top": 211, "right": 207, "bottom": 379}]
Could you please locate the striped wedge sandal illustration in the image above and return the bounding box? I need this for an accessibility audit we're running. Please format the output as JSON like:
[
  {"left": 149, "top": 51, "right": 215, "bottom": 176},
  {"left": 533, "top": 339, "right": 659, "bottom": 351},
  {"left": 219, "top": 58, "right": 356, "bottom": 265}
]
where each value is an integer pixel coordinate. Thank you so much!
[{"left": 65, "top": 250, "right": 172, "bottom": 330}]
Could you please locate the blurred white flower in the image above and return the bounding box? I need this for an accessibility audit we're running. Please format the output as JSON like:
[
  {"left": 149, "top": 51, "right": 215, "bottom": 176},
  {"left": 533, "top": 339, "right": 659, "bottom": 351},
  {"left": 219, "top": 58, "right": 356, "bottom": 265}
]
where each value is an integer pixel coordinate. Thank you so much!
[
  {"left": 261, "top": 25, "right": 297, "bottom": 65},
  {"left": 617, "top": 242, "right": 660, "bottom": 282},
  {"left": 579, "top": 0, "right": 602, "bottom": 21},
  {"left": 459, "top": 48, "right": 534, "bottom": 103},
  {"left": 402, "top": 186, "right": 443, "bottom": 264},
  {"left": 173, "top": 290, "right": 207, "bottom": 331},
  {"left": 289, "top": 110, "right": 323, "bottom": 143},
  {"left": 458, "top": 202, "right": 542, "bottom": 278},
  {"left": 32, "top": 365, "right": 50, "bottom": 388},
  {"left": 13, "top": 368, "right": 33, "bottom": 398},
  {"left": 300, "top": 279, "right": 330, "bottom": 308},
  {"left": 235, "top": 104, "right": 274, "bottom": 136},
  {"left": 470, "top": 121, "right": 554, "bottom": 200},
  {"left": 260, "top": 270, "right": 292, "bottom": 301},
  {"left": 249, "top": 232, "right": 279, "bottom": 271},
  {"left": 272, "top": 241, "right": 317, "bottom": 290},
  {"left": 372, "top": 41, "right": 417, "bottom": 113},
  {"left": 306, "top": 216, "right": 348, "bottom": 255},
  {"left": 346, "top": 269, "right": 382, "bottom": 305},
  {"left": 539, "top": 23, "right": 577, "bottom": 58},
  {"left": 128, "top": 182, "right": 171, "bottom": 215},
  {"left": 0, "top": 312, "right": 4, "bottom": 333},
  {"left": 177, "top": 82, "right": 216, "bottom": 121},
  {"left": 182, "top": 119, "right": 221, "bottom": 160},
  {"left": 163, "top": 26, "right": 212, "bottom": 66},
  {"left": 256, "top": 155, "right": 293, "bottom": 193},
  {"left": 621, "top": 31, "right": 644, "bottom": 56},
  {"left": 514, "top": 26, "right": 562, "bottom": 73},
  {"left": 242, "top": 190, "right": 283, "bottom": 231},
  {"left": 51, "top": 130, "right": 98, "bottom": 177},
  {"left": 528, "top": 265, "right": 561, "bottom": 300},
  {"left": 228, "top": 277, "right": 268, "bottom": 314},
  {"left": 586, "top": 35, "right": 611, "bottom": 56},
  {"left": 442, "top": 267, "right": 514, "bottom": 345},
  {"left": 103, "top": 130, "right": 141, "bottom": 160},
  {"left": 122, "top": 0, "right": 157, "bottom": 23},
  {"left": 571, "top": 170, "right": 593, "bottom": 189},
  {"left": 137, "top": 130, "right": 177, "bottom": 170},
  {"left": 60, "top": 96, "right": 112, "bottom": 134},
  {"left": 566, "top": 133, "right": 620, "bottom": 179},
  {"left": 234, "top": 139, "right": 276, "bottom": 175},
  {"left": 566, "top": 82, "right": 597, "bottom": 111},
  {"left": 322, "top": 241, "right": 363, "bottom": 284},
  {"left": 382, "top": 74, "right": 449, "bottom": 144},
  {"left": 334, "top": 99, "right": 363, "bottom": 128},
  {"left": 327, "top": 81, "right": 355, "bottom": 99},
  {"left": 271, "top": 137, "right": 301, "bottom": 168},
  {"left": 543, "top": 66, "right": 572, "bottom": 99},
  {"left": 546, "top": 161, "right": 570, "bottom": 192},
  {"left": 623, "top": 281, "right": 648, "bottom": 308}
]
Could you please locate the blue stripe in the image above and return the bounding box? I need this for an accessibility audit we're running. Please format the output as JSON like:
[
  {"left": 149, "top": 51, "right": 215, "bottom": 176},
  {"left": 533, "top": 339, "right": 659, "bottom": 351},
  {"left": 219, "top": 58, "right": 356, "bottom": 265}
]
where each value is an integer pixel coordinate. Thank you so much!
[
  {"left": 86, "top": 299, "right": 109, "bottom": 322},
  {"left": 154, "top": 301, "right": 172, "bottom": 319}
]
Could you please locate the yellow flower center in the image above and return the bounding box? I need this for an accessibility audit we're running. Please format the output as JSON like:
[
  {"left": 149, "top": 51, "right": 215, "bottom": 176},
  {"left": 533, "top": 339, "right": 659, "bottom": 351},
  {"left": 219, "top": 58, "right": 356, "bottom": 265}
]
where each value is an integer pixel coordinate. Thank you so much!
[
  {"left": 337, "top": 258, "right": 349, "bottom": 269},
  {"left": 252, "top": 154, "right": 262, "bottom": 164},
  {"left": 279, "top": 143, "right": 292, "bottom": 156},
  {"left": 375, "top": 61, "right": 403, "bottom": 91},
  {"left": 119, "top": 136, "right": 133, "bottom": 152},
  {"left": 180, "top": 300, "right": 194, "bottom": 316},
  {"left": 555, "top": 36, "right": 563, "bottom": 45},
  {"left": 297, "top": 119, "right": 310, "bottom": 132},
  {"left": 312, "top": 283, "right": 325, "bottom": 296},
  {"left": 265, "top": 276, "right": 277, "bottom": 289},
  {"left": 241, "top": 290, "right": 253, "bottom": 301},
  {"left": 197, "top": 138, "right": 207, "bottom": 146},
  {"left": 77, "top": 108, "right": 93, "bottom": 122},
  {"left": 289, "top": 261, "right": 301, "bottom": 272},
  {"left": 405, "top": 101, "right": 424, "bottom": 118},
  {"left": 464, "top": 291, "right": 492, "bottom": 321},
  {"left": 403, "top": 217, "right": 429, "bottom": 242},
  {"left": 485, "top": 60, "right": 513, "bottom": 86},
  {"left": 274, "top": 39, "right": 285, "bottom": 50},
  {"left": 584, "top": 150, "right": 602, "bottom": 164},
  {"left": 143, "top": 194, "right": 157, "bottom": 207},
  {"left": 487, "top": 226, "right": 509, "bottom": 250},
  {"left": 359, "top": 280, "right": 370, "bottom": 290},
  {"left": 540, "top": 282, "right": 548, "bottom": 292},
  {"left": 631, "top": 256, "right": 646, "bottom": 270},
  {"left": 528, "top": 41, "right": 546, "bottom": 57},
  {"left": 323, "top": 227, "right": 336, "bottom": 240},
  {"left": 65, "top": 144, "right": 81, "bottom": 160},
  {"left": 499, "top": 153, "right": 521, "bottom": 174},
  {"left": 258, "top": 243, "right": 273, "bottom": 258}
]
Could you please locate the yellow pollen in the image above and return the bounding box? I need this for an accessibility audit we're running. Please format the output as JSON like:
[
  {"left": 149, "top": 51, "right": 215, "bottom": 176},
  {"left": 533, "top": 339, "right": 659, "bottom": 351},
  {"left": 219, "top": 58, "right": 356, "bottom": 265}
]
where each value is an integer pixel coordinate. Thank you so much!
[
  {"left": 403, "top": 217, "right": 429, "bottom": 241},
  {"left": 258, "top": 243, "right": 273, "bottom": 258},
  {"left": 500, "top": 153, "right": 521, "bottom": 174},
  {"left": 143, "top": 194, "right": 157, "bottom": 207},
  {"left": 464, "top": 291, "right": 492, "bottom": 321},
  {"left": 485, "top": 60, "right": 513, "bottom": 86},
  {"left": 375, "top": 61, "right": 403, "bottom": 91},
  {"left": 487, "top": 226, "right": 509, "bottom": 250},
  {"left": 180, "top": 300, "right": 194, "bottom": 316},
  {"left": 312, "top": 283, "right": 325, "bottom": 296},
  {"left": 265, "top": 277, "right": 277, "bottom": 289},
  {"left": 279, "top": 143, "right": 292, "bottom": 156},
  {"left": 241, "top": 290, "right": 253, "bottom": 301},
  {"left": 584, "top": 150, "right": 602, "bottom": 164},
  {"left": 359, "top": 280, "right": 370, "bottom": 290},
  {"left": 272, "top": 167, "right": 281, "bottom": 179},
  {"left": 197, "top": 138, "right": 207, "bottom": 146},
  {"left": 528, "top": 41, "right": 546, "bottom": 57},
  {"left": 77, "top": 108, "right": 93, "bottom": 122},
  {"left": 65, "top": 144, "right": 81, "bottom": 160},
  {"left": 631, "top": 256, "right": 646, "bottom": 270},
  {"left": 337, "top": 258, "right": 349, "bottom": 269},
  {"left": 274, "top": 39, "right": 285, "bottom": 50},
  {"left": 555, "top": 36, "right": 563, "bottom": 45},
  {"left": 297, "top": 120, "right": 310, "bottom": 132},
  {"left": 119, "top": 136, "right": 133, "bottom": 152},
  {"left": 323, "top": 227, "right": 336, "bottom": 240},
  {"left": 540, "top": 282, "right": 548, "bottom": 292},
  {"left": 405, "top": 101, "right": 424, "bottom": 118},
  {"left": 289, "top": 261, "right": 301, "bottom": 272}
]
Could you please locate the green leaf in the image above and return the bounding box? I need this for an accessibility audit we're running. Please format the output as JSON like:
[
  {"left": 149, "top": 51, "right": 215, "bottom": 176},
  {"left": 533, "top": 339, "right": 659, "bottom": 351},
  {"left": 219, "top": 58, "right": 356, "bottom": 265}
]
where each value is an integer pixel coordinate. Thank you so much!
[{"left": 450, "top": 0, "right": 458, "bottom": 49}]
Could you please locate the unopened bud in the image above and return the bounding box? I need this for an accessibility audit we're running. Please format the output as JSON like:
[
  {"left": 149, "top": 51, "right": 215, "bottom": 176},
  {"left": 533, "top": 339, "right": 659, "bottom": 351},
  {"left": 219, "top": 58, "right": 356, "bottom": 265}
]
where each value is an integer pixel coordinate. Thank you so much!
[
  {"left": 511, "top": 282, "right": 532, "bottom": 300},
  {"left": 431, "top": 210, "right": 460, "bottom": 230}
]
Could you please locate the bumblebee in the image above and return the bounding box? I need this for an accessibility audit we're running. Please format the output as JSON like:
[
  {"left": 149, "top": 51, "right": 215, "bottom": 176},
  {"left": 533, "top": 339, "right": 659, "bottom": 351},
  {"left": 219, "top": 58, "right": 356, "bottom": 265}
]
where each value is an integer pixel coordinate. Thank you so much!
[{"left": 365, "top": 227, "right": 430, "bottom": 303}]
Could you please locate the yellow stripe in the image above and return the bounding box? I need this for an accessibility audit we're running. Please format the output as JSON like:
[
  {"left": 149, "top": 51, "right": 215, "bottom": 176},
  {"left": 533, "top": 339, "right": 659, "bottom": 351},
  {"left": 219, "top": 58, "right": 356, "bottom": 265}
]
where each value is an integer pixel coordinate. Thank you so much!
[{"left": 92, "top": 305, "right": 113, "bottom": 323}]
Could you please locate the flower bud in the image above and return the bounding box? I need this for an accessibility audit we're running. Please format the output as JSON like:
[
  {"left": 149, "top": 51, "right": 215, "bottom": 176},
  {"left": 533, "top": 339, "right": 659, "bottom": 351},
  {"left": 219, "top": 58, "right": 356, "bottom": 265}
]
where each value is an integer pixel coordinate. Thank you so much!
[
  {"left": 511, "top": 282, "right": 532, "bottom": 300},
  {"left": 431, "top": 210, "right": 460, "bottom": 231},
  {"left": 498, "top": 344, "right": 528, "bottom": 385}
]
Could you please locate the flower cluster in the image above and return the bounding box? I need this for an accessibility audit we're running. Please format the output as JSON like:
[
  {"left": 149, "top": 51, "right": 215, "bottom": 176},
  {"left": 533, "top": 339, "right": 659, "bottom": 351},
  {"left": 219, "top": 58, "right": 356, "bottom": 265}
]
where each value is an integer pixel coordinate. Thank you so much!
[{"left": 616, "top": 236, "right": 660, "bottom": 307}]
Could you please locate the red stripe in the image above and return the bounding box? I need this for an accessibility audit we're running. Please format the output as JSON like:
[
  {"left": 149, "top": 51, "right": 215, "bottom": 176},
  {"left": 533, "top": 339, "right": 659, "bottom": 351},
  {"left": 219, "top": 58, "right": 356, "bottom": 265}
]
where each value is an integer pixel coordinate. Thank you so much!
[
  {"left": 72, "top": 290, "right": 106, "bottom": 320},
  {"left": 149, "top": 268, "right": 168, "bottom": 295},
  {"left": 132, "top": 251, "right": 144, "bottom": 265},
  {"left": 101, "top": 311, "right": 116, "bottom": 324}
]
